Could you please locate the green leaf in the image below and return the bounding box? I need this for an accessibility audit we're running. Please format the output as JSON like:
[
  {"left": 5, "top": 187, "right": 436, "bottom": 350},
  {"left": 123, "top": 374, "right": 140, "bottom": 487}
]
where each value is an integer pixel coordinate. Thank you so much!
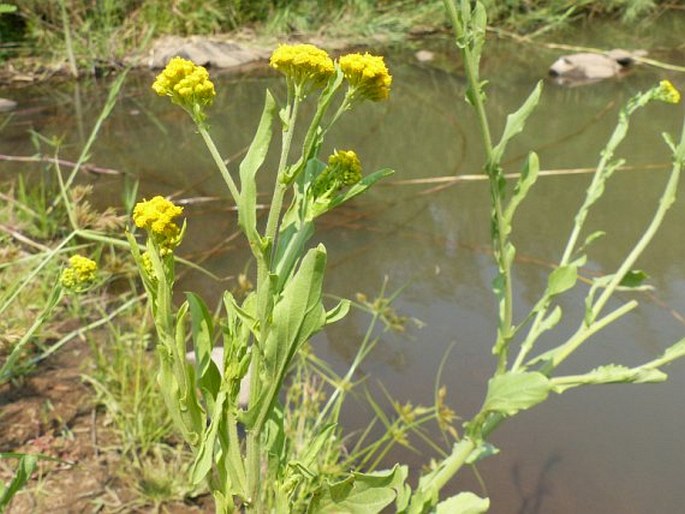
[
  {"left": 238, "top": 90, "right": 276, "bottom": 245},
  {"left": 540, "top": 305, "right": 562, "bottom": 332},
  {"left": 186, "top": 293, "right": 221, "bottom": 405},
  {"left": 0, "top": 4, "right": 18, "bottom": 15},
  {"left": 551, "top": 364, "right": 667, "bottom": 394},
  {"left": 471, "top": 2, "right": 487, "bottom": 69},
  {"left": 618, "top": 270, "right": 649, "bottom": 288},
  {"left": 659, "top": 337, "right": 685, "bottom": 362},
  {"left": 309, "top": 465, "right": 408, "bottom": 514},
  {"left": 546, "top": 265, "right": 578, "bottom": 297},
  {"left": 580, "top": 230, "right": 606, "bottom": 252},
  {"left": 483, "top": 372, "right": 551, "bottom": 416},
  {"left": 325, "top": 299, "right": 350, "bottom": 325},
  {"left": 264, "top": 245, "right": 327, "bottom": 373},
  {"left": 273, "top": 220, "right": 315, "bottom": 291},
  {"left": 223, "top": 291, "right": 259, "bottom": 340},
  {"left": 504, "top": 151, "right": 539, "bottom": 225},
  {"left": 436, "top": 492, "right": 490, "bottom": 514},
  {"left": 246, "top": 246, "right": 327, "bottom": 428},
  {"left": 321, "top": 168, "right": 395, "bottom": 217},
  {"left": 189, "top": 391, "right": 226, "bottom": 484},
  {"left": 0, "top": 453, "right": 37, "bottom": 510},
  {"left": 492, "top": 81, "right": 543, "bottom": 162},
  {"left": 288, "top": 424, "right": 337, "bottom": 480}
]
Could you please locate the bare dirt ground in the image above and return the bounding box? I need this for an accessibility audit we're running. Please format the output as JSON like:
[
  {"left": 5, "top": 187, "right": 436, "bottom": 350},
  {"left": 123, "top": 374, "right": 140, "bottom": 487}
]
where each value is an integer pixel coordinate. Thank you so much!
[{"left": 0, "top": 340, "right": 210, "bottom": 513}]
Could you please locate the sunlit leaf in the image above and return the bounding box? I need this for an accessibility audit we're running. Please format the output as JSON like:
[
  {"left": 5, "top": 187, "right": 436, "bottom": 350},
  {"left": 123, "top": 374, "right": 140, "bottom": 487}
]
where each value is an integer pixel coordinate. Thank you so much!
[
  {"left": 504, "top": 151, "right": 539, "bottom": 226},
  {"left": 309, "top": 465, "right": 408, "bottom": 514},
  {"left": 552, "top": 364, "right": 667, "bottom": 393},
  {"left": 546, "top": 265, "right": 578, "bottom": 297},
  {"left": 325, "top": 168, "right": 395, "bottom": 214},
  {"left": 436, "top": 492, "right": 490, "bottom": 514},
  {"left": 540, "top": 305, "right": 562, "bottom": 332},
  {"left": 483, "top": 372, "right": 551, "bottom": 416},
  {"left": 238, "top": 90, "right": 276, "bottom": 245},
  {"left": 660, "top": 337, "right": 685, "bottom": 362},
  {"left": 580, "top": 230, "right": 606, "bottom": 251},
  {"left": 189, "top": 391, "right": 226, "bottom": 484},
  {"left": 187, "top": 292, "right": 221, "bottom": 405},
  {"left": 492, "top": 81, "right": 543, "bottom": 162},
  {"left": 325, "top": 299, "right": 350, "bottom": 325}
]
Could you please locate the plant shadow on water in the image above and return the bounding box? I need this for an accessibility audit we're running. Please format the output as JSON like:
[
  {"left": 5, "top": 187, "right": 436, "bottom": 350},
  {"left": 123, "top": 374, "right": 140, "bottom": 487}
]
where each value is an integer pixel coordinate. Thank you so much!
[{"left": 2, "top": 13, "right": 685, "bottom": 511}]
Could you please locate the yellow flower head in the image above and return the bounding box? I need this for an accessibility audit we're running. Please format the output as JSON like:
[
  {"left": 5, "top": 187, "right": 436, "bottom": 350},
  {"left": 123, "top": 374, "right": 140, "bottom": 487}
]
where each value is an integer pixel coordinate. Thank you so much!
[
  {"left": 60, "top": 255, "right": 98, "bottom": 292},
  {"left": 655, "top": 80, "right": 680, "bottom": 104},
  {"left": 269, "top": 44, "right": 335, "bottom": 93},
  {"left": 132, "top": 196, "right": 184, "bottom": 252},
  {"left": 313, "top": 149, "right": 363, "bottom": 197},
  {"left": 339, "top": 52, "right": 392, "bottom": 102},
  {"left": 152, "top": 57, "right": 216, "bottom": 121}
]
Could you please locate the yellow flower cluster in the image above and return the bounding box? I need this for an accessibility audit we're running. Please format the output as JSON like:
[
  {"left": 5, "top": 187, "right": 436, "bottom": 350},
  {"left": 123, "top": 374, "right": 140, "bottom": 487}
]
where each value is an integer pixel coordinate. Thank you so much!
[
  {"left": 267, "top": 43, "right": 392, "bottom": 102},
  {"left": 133, "top": 196, "right": 184, "bottom": 252},
  {"left": 313, "top": 149, "right": 363, "bottom": 197},
  {"left": 152, "top": 57, "right": 215, "bottom": 119},
  {"left": 329, "top": 149, "right": 362, "bottom": 186},
  {"left": 60, "top": 255, "right": 98, "bottom": 292},
  {"left": 655, "top": 80, "right": 681, "bottom": 104},
  {"left": 339, "top": 52, "right": 392, "bottom": 102},
  {"left": 269, "top": 44, "right": 335, "bottom": 92}
]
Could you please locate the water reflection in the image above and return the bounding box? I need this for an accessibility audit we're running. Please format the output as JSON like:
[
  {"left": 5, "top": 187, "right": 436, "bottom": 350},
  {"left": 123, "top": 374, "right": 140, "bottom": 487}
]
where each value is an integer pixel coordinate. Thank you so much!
[{"left": 2, "top": 26, "right": 685, "bottom": 512}]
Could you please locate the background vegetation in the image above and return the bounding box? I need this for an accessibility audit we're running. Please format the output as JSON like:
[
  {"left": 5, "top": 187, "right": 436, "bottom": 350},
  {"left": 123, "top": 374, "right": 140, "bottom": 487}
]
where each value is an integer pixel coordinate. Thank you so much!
[{"left": 0, "top": 0, "right": 678, "bottom": 70}]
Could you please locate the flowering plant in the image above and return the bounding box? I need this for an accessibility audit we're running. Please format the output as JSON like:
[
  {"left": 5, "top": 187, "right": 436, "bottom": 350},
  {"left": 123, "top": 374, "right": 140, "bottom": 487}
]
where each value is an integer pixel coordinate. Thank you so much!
[
  {"left": 133, "top": 47, "right": 399, "bottom": 512},
  {"left": 132, "top": 6, "right": 685, "bottom": 512}
]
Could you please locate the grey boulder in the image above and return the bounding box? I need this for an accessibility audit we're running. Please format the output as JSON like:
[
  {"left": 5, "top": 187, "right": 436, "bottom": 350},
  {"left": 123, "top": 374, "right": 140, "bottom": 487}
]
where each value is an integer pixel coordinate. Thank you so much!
[
  {"left": 549, "top": 49, "right": 646, "bottom": 85},
  {"left": 148, "top": 35, "right": 269, "bottom": 70}
]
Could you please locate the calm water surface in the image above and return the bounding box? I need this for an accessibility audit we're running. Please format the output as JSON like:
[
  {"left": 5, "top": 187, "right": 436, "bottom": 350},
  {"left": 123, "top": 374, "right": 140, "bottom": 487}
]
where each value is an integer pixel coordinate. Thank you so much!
[{"left": 2, "top": 17, "right": 685, "bottom": 512}]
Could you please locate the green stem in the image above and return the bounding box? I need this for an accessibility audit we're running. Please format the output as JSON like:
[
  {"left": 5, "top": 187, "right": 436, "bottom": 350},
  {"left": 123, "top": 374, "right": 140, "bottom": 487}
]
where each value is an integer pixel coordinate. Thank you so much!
[
  {"left": 444, "top": 0, "right": 513, "bottom": 372},
  {"left": 264, "top": 93, "right": 301, "bottom": 258},
  {"left": 198, "top": 126, "right": 241, "bottom": 205},
  {"left": 514, "top": 76, "right": 658, "bottom": 373},
  {"left": 543, "top": 300, "right": 638, "bottom": 372},
  {"left": 592, "top": 157, "right": 681, "bottom": 317},
  {"left": 541, "top": 112, "right": 685, "bottom": 372},
  {"left": 245, "top": 87, "right": 302, "bottom": 512}
]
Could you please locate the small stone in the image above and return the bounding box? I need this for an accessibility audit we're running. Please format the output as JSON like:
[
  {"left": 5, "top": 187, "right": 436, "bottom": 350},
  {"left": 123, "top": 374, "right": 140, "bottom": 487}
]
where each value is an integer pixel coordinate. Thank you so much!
[
  {"left": 415, "top": 50, "right": 435, "bottom": 63},
  {"left": 0, "top": 97, "right": 17, "bottom": 112}
]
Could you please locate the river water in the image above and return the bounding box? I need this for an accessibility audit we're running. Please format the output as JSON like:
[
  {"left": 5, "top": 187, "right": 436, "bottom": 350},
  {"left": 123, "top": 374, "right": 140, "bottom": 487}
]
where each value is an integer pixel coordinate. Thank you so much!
[{"left": 2, "top": 16, "right": 685, "bottom": 513}]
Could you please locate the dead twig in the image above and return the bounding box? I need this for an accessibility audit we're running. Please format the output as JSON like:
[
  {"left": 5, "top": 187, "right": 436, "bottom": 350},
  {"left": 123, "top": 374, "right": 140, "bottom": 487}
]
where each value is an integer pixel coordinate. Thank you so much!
[{"left": 0, "top": 153, "right": 123, "bottom": 176}]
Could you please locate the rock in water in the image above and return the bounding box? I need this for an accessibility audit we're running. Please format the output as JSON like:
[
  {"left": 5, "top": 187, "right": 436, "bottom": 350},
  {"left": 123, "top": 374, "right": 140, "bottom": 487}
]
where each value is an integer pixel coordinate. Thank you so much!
[
  {"left": 415, "top": 50, "right": 435, "bottom": 63},
  {"left": 147, "top": 35, "right": 269, "bottom": 69},
  {"left": 0, "top": 98, "right": 17, "bottom": 112},
  {"left": 549, "top": 49, "right": 646, "bottom": 86}
]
